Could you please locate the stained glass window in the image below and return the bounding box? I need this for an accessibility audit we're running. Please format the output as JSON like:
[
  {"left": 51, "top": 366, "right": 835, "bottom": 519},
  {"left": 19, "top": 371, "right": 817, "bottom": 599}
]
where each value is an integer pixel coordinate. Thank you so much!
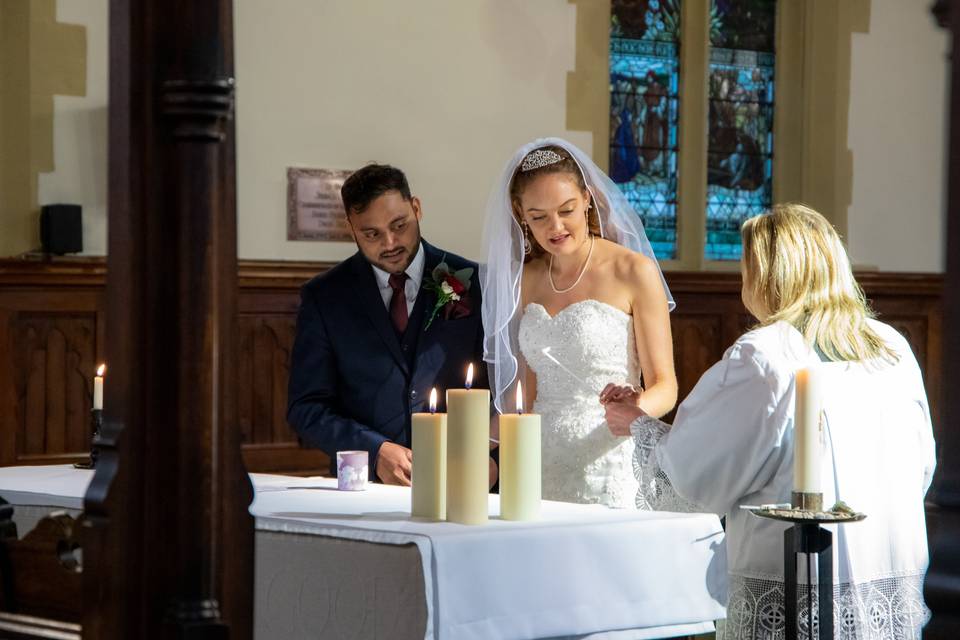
[
  {"left": 609, "top": 0, "right": 681, "bottom": 260},
  {"left": 705, "top": 0, "right": 776, "bottom": 261}
]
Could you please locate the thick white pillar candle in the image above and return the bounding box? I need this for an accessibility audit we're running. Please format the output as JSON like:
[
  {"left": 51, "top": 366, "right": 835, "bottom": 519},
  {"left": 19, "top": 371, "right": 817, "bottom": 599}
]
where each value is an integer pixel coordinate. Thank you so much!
[
  {"left": 446, "top": 364, "right": 489, "bottom": 525},
  {"left": 93, "top": 364, "right": 106, "bottom": 410},
  {"left": 412, "top": 389, "right": 447, "bottom": 520},
  {"left": 499, "top": 382, "right": 541, "bottom": 521},
  {"left": 794, "top": 367, "right": 825, "bottom": 493}
]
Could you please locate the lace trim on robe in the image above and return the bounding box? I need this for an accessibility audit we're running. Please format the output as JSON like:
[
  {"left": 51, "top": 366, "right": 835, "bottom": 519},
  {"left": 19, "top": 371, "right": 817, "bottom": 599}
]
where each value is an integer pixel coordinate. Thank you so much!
[
  {"left": 720, "top": 572, "right": 929, "bottom": 640},
  {"left": 630, "top": 415, "right": 702, "bottom": 512}
]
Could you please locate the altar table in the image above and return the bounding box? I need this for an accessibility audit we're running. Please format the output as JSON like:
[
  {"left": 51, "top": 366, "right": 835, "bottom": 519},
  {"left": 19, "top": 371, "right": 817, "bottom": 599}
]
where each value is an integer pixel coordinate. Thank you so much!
[{"left": 0, "top": 465, "right": 727, "bottom": 640}]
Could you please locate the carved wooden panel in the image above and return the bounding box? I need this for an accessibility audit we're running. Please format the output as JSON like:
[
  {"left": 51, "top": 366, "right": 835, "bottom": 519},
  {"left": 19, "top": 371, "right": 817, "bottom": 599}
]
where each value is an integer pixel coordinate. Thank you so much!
[
  {"left": 237, "top": 288, "right": 330, "bottom": 474},
  {"left": 0, "top": 510, "right": 82, "bottom": 623},
  {"left": 670, "top": 313, "right": 722, "bottom": 401},
  {"left": 13, "top": 314, "right": 96, "bottom": 458},
  {"left": 237, "top": 316, "right": 295, "bottom": 445}
]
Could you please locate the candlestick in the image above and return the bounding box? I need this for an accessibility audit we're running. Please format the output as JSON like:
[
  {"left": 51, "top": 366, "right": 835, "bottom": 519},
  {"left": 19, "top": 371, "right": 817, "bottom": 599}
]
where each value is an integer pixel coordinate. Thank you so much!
[
  {"left": 793, "top": 367, "right": 825, "bottom": 510},
  {"left": 93, "top": 363, "right": 105, "bottom": 410},
  {"left": 499, "top": 381, "right": 541, "bottom": 521},
  {"left": 446, "top": 364, "right": 489, "bottom": 525},
  {"left": 412, "top": 388, "right": 447, "bottom": 520}
]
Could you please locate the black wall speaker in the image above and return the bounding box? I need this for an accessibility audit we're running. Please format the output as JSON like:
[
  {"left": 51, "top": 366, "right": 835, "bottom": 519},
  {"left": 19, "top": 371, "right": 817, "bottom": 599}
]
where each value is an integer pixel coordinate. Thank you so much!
[{"left": 40, "top": 204, "right": 83, "bottom": 255}]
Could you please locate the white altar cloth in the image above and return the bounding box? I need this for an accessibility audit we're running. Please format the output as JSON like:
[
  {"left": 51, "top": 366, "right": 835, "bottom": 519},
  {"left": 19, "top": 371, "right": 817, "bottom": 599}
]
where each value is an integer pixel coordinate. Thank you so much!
[{"left": 0, "top": 466, "right": 727, "bottom": 640}]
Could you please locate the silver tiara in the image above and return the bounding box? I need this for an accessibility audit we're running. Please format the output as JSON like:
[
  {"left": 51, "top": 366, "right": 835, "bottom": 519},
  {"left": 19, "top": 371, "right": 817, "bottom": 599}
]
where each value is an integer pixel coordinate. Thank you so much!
[{"left": 520, "top": 149, "right": 563, "bottom": 172}]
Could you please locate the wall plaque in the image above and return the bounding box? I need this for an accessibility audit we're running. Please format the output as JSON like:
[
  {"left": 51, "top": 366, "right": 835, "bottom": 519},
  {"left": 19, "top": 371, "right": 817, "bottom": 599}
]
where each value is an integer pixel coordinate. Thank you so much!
[{"left": 287, "top": 167, "right": 354, "bottom": 241}]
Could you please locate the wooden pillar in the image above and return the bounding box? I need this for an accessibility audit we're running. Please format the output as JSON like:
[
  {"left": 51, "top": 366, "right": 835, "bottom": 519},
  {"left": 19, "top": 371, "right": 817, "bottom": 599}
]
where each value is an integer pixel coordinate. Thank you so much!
[
  {"left": 925, "top": 0, "right": 960, "bottom": 636},
  {"left": 82, "top": 1, "right": 253, "bottom": 638}
]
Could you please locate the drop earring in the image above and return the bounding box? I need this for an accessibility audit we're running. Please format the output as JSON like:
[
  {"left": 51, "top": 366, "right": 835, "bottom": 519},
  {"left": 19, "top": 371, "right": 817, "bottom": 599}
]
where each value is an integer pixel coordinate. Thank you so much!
[{"left": 523, "top": 222, "right": 533, "bottom": 255}]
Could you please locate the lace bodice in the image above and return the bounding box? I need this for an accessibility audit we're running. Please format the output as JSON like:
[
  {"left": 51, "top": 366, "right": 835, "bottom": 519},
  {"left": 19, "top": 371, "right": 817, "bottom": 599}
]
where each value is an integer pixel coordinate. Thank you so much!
[{"left": 519, "top": 300, "right": 640, "bottom": 508}]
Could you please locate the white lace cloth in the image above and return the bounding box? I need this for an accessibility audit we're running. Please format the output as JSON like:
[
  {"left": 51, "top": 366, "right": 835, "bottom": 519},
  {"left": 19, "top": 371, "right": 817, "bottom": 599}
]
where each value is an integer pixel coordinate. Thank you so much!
[
  {"left": 519, "top": 299, "right": 640, "bottom": 508},
  {"left": 724, "top": 573, "right": 928, "bottom": 640},
  {"left": 629, "top": 320, "right": 936, "bottom": 640}
]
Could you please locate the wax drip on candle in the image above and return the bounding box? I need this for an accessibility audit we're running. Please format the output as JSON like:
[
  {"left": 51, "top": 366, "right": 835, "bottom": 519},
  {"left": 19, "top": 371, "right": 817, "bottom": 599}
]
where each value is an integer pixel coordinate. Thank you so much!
[
  {"left": 429, "top": 388, "right": 438, "bottom": 414},
  {"left": 516, "top": 381, "right": 523, "bottom": 415},
  {"left": 465, "top": 363, "right": 474, "bottom": 390}
]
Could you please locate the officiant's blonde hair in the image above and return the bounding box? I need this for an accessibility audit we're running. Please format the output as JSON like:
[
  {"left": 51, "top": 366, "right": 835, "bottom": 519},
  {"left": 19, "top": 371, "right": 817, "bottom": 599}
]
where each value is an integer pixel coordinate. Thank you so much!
[{"left": 741, "top": 203, "right": 898, "bottom": 364}]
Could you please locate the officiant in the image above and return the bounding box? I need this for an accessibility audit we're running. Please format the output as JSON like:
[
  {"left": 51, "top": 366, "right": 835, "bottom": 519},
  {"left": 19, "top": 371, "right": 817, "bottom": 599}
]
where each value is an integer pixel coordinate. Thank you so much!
[
  {"left": 602, "top": 204, "right": 935, "bottom": 638},
  {"left": 287, "top": 163, "right": 493, "bottom": 485}
]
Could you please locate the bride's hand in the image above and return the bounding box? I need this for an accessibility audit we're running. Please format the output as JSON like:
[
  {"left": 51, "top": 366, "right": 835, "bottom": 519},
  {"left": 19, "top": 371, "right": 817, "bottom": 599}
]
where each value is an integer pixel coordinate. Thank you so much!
[
  {"left": 604, "top": 401, "right": 646, "bottom": 437},
  {"left": 599, "top": 383, "right": 641, "bottom": 406}
]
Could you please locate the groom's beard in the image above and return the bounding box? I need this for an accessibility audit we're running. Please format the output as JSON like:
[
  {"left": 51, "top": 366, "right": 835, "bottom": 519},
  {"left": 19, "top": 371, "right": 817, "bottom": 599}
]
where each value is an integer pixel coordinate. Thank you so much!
[{"left": 373, "top": 228, "right": 421, "bottom": 275}]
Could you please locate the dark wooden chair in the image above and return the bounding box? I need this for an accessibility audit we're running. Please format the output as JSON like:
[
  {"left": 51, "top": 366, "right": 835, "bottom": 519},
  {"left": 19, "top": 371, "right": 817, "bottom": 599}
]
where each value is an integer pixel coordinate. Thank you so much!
[{"left": 0, "top": 499, "right": 81, "bottom": 639}]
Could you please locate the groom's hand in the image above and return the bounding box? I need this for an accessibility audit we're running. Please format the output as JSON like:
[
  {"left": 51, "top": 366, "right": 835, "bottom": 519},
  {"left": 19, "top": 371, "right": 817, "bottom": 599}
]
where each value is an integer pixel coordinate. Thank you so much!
[
  {"left": 376, "top": 442, "right": 413, "bottom": 486},
  {"left": 604, "top": 401, "right": 646, "bottom": 437}
]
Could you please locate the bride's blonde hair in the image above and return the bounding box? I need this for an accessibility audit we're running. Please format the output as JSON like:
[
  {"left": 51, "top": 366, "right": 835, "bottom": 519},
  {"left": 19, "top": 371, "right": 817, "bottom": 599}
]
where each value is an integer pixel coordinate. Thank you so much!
[{"left": 741, "top": 203, "right": 898, "bottom": 364}]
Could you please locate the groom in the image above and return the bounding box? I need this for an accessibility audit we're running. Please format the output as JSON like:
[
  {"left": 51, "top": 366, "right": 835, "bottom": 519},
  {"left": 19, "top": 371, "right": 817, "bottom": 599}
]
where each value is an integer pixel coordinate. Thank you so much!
[{"left": 287, "top": 163, "right": 490, "bottom": 485}]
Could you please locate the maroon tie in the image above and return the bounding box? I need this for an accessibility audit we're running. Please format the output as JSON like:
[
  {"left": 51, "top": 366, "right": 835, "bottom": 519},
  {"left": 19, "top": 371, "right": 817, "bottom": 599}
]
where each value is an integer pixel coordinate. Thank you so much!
[{"left": 388, "top": 272, "right": 409, "bottom": 335}]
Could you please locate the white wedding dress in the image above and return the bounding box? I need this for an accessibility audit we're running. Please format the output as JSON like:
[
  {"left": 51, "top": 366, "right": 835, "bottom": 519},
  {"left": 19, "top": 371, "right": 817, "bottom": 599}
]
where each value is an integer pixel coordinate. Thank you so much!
[{"left": 518, "top": 299, "right": 641, "bottom": 508}]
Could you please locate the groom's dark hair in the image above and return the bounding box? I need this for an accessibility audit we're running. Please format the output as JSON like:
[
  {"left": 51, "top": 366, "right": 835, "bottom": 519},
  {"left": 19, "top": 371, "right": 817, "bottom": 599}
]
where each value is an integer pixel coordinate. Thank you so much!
[{"left": 340, "top": 163, "right": 412, "bottom": 215}]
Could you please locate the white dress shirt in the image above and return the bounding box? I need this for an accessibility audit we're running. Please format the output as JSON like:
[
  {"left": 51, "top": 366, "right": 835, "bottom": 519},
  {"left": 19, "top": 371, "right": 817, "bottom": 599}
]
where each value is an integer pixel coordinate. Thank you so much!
[{"left": 371, "top": 242, "right": 425, "bottom": 318}]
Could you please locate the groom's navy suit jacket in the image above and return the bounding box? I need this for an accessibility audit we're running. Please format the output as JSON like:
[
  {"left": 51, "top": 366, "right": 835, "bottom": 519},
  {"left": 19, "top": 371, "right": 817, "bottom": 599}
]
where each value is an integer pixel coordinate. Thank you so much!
[{"left": 287, "top": 240, "right": 487, "bottom": 477}]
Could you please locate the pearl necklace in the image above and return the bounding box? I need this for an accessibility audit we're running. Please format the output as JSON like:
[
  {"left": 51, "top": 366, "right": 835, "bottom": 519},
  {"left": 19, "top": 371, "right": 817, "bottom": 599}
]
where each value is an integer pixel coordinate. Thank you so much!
[{"left": 549, "top": 235, "right": 595, "bottom": 294}]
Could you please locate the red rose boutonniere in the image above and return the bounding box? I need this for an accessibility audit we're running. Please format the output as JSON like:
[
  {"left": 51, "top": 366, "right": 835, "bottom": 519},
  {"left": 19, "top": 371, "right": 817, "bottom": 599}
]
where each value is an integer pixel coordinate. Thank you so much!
[{"left": 424, "top": 260, "right": 473, "bottom": 329}]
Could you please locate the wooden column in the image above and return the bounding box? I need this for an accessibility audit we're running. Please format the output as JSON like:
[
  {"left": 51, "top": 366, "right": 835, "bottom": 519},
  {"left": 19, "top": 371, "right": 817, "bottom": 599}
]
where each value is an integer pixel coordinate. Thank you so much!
[
  {"left": 82, "top": 0, "right": 253, "bottom": 638},
  {"left": 925, "top": 1, "right": 960, "bottom": 636}
]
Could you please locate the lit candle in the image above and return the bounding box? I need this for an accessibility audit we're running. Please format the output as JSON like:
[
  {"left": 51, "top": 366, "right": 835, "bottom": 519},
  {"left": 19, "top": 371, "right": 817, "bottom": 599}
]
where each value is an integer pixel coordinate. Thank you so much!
[
  {"left": 446, "top": 364, "right": 490, "bottom": 525},
  {"left": 412, "top": 388, "right": 447, "bottom": 520},
  {"left": 93, "top": 364, "right": 106, "bottom": 410},
  {"left": 499, "top": 381, "right": 541, "bottom": 521},
  {"left": 794, "top": 367, "right": 825, "bottom": 494}
]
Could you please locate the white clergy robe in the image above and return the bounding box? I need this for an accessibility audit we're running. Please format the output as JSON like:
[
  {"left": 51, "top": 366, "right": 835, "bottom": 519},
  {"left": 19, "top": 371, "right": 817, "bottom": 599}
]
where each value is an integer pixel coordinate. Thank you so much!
[{"left": 632, "top": 319, "right": 935, "bottom": 640}]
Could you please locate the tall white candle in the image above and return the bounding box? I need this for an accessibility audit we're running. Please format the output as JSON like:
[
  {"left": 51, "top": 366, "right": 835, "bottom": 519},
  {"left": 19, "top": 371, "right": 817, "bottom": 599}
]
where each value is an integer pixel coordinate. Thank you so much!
[
  {"left": 93, "top": 364, "right": 106, "bottom": 410},
  {"left": 446, "top": 364, "right": 489, "bottom": 525},
  {"left": 499, "top": 382, "right": 541, "bottom": 521},
  {"left": 411, "top": 388, "right": 447, "bottom": 520},
  {"left": 794, "top": 367, "right": 825, "bottom": 493}
]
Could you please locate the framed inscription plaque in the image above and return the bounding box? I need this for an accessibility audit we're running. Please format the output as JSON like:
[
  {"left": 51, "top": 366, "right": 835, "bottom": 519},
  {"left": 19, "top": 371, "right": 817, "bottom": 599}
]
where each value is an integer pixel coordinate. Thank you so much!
[{"left": 287, "top": 167, "right": 354, "bottom": 241}]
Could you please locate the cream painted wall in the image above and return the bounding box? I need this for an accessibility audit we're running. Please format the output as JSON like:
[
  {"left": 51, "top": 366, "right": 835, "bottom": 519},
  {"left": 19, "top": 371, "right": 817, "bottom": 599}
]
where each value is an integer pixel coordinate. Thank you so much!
[
  {"left": 846, "top": 0, "right": 948, "bottom": 272},
  {"left": 37, "top": 0, "right": 108, "bottom": 256},
  {"left": 235, "top": 0, "right": 588, "bottom": 263},
  {"left": 38, "top": 0, "right": 950, "bottom": 271}
]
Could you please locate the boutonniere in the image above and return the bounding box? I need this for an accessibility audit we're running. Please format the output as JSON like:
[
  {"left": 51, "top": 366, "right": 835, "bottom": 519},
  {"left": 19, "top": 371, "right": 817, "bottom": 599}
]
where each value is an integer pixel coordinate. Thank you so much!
[{"left": 424, "top": 259, "right": 473, "bottom": 329}]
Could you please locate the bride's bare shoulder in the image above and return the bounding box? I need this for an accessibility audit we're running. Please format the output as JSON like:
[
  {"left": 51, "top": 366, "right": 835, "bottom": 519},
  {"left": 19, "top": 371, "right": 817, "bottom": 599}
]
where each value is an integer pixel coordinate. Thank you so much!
[
  {"left": 600, "top": 241, "right": 659, "bottom": 282},
  {"left": 522, "top": 257, "right": 547, "bottom": 282},
  {"left": 521, "top": 257, "right": 547, "bottom": 305}
]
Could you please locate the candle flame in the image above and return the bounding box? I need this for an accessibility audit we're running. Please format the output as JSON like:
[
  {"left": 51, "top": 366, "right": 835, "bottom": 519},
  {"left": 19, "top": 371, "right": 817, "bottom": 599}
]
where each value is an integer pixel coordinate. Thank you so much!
[
  {"left": 516, "top": 381, "right": 523, "bottom": 414},
  {"left": 96, "top": 364, "right": 106, "bottom": 377},
  {"left": 465, "top": 363, "right": 474, "bottom": 390},
  {"left": 429, "top": 388, "right": 438, "bottom": 414}
]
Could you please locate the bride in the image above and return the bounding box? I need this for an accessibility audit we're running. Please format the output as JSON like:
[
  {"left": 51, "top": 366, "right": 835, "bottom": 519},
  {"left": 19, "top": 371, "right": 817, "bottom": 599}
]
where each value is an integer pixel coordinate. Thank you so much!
[{"left": 481, "top": 138, "right": 677, "bottom": 508}]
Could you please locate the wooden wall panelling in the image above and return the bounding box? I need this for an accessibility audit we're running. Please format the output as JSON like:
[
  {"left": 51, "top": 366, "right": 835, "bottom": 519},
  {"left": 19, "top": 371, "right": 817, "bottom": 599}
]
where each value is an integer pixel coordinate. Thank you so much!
[
  {"left": 0, "top": 285, "right": 103, "bottom": 466},
  {"left": 860, "top": 276, "right": 943, "bottom": 438},
  {"left": 0, "top": 260, "right": 943, "bottom": 476},
  {"left": 237, "top": 281, "right": 330, "bottom": 475}
]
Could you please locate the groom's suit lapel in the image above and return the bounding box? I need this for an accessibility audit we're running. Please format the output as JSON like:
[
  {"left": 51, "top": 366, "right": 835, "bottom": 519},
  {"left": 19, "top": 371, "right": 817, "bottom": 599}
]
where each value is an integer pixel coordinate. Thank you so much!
[
  {"left": 349, "top": 252, "right": 408, "bottom": 374},
  {"left": 411, "top": 242, "right": 443, "bottom": 356}
]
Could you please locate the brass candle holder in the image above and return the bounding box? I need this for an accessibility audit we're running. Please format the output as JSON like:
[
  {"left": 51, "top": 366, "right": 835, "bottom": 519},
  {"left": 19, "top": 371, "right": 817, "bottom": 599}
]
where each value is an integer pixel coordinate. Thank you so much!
[{"left": 791, "top": 491, "right": 823, "bottom": 512}]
